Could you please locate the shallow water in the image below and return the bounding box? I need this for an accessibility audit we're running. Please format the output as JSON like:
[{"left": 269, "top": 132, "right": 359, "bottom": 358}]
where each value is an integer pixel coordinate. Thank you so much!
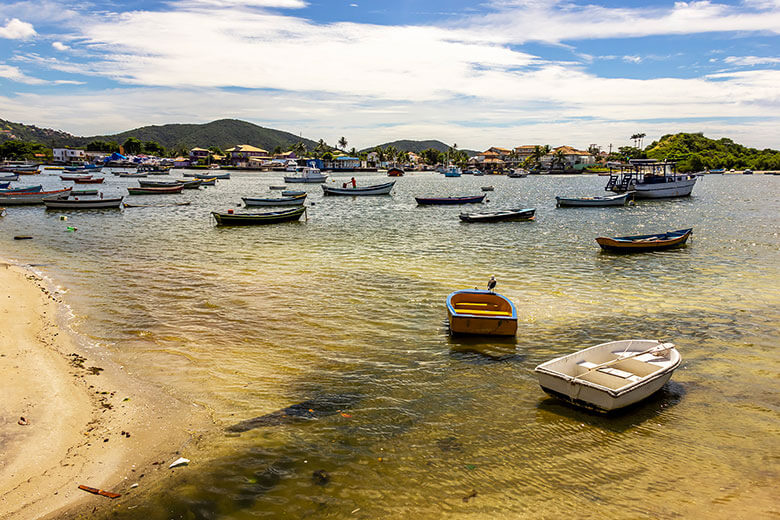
[{"left": 1, "top": 171, "right": 779, "bottom": 518}]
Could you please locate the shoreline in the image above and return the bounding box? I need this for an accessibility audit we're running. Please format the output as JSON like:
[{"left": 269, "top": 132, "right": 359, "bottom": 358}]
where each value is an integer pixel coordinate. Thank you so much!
[{"left": 0, "top": 261, "right": 214, "bottom": 519}]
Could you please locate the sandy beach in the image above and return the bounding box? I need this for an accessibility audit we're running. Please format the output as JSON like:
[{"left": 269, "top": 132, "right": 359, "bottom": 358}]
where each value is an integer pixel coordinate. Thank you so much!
[{"left": 0, "top": 262, "right": 213, "bottom": 519}]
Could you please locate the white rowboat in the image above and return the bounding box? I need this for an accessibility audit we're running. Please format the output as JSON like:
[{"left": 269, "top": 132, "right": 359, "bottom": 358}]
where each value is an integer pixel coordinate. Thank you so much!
[{"left": 534, "top": 340, "right": 681, "bottom": 412}]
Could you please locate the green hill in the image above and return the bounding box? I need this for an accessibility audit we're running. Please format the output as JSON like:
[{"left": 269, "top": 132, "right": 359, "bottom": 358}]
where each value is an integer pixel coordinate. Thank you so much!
[
  {"left": 0, "top": 118, "right": 320, "bottom": 154},
  {"left": 646, "top": 133, "right": 780, "bottom": 171},
  {"left": 362, "top": 139, "right": 479, "bottom": 157}
]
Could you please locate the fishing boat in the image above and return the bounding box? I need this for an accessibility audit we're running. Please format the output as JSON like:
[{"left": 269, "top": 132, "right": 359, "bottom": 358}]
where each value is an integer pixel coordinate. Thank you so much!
[
  {"left": 44, "top": 196, "right": 124, "bottom": 209},
  {"left": 269, "top": 185, "right": 287, "bottom": 190},
  {"left": 387, "top": 167, "right": 405, "bottom": 177},
  {"left": 0, "top": 182, "right": 9, "bottom": 189},
  {"left": 118, "top": 172, "right": 147, "bottom": 178},
  {"left": 64, "top": 164, "right": 102, "bottom": 171},
  {"left": 73, "top": 177, "right": 105, "bottom": 184},
  {"left": 322, "top": 181, "right": 395, "bottom": 196},
  {"left": 507, "top": 169, "right": 528, "bottom": 178},
  {"left": 415, "top": 195, "right": 485, "bottom": 205},
  {"left": 127, "top": 185, "right": 184, "bottom": 195},
  {"left": 0, "top": 185, "right": 43, "bottom": 193},
  {"left": 556, "top": 192, "right": 632, "bottom": 207},
  {"left": 138, "top": 180, "right": 180, "bottom": 188},
  {"left": 534, "top": 340, "right": 681, "bottom": 412},
  {"left": 0, "top": 187, "right": 72, "bottom": 205},
  {"left": 481, "top": 186, "right": 494, "bottom": 192},
  {"left": 2, "top": 164, "right": 39, "bottom": 173},
  {"left": 459, "top": 208, "right": 535, "bottom": 223},
  {"left": 175, "top": 179, "right": 203, "bottom": 189},
  {"left": 0, "top": 173, "right": 19, "bottom": 181},
  {"left": 60, "top": 174, "right": 93, "bottom": 181},
  {"left": 194, "top": 177, "right": 217, "bottom": 186},
  {"left": 444, "top": 166, "right": 462, "bottom": 177},
  {"left": 242, "top": 193, "right": 307, "bottom": 206},
  {"left": 185, "top": 171, "right": 230, "bottom": 179},
  {"left": 212, "top": 206, "right": 306, "bottom": 226},
  {"left": 446, "top": 289, "right": 518, "bottom": 336},
  {"left": 605, "top": 159, "right": 696, "bottom": 198},
  {"left": 71, "top": 189, "right": 98, "bottom": 196},
  {"left": 124, "top": 201, "right": 192, "bottom": 208},
  {"left": 44, "top": 166, "right": 65, "bottom": 170},
  {"left": 138, "top": 164, "right": 171, "bottom": 175},
  {"left": 284, "top": 167, "right": 328, "bottom": 183},
  {"left": 596, "top": 228, "right": 693, "bottom": 253},
  {"left": 281, "top": 190, "right": 305, "bottom": 196}
]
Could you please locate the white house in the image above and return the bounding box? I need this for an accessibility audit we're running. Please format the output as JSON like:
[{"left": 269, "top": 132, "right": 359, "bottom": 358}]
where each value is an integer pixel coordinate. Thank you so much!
[{"left": 53, "top": 148, "right": 86, "bottom": 163}]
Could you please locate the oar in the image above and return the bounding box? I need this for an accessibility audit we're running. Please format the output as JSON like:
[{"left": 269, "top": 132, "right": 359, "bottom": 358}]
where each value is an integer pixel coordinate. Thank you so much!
[{"left": 570, "top": 342, "right": 674, "bottom": 382}]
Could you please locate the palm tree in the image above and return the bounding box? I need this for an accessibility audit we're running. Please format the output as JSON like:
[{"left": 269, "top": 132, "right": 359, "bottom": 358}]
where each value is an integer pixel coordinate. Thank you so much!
[
  {"left": 349, "top": 147, "right": 358, "bottom": 157},
  {"left": 553, "top": 149, "right": 567, "bottom": 170},
  {"left": 338, "top": 136, "right": 348, "bottom": 151}
]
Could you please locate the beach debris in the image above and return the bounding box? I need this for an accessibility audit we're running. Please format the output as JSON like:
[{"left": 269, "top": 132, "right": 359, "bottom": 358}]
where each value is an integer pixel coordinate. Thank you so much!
[
  {"left": 130, "top": 483, "right": 139, "bottom": 489},
  {"left": 60, "top": 215, "right": 67, "bottom": 220},
  {"left": 226, "top": 393, "right": 361, "bottom": 432},
  {"left": 13, "top": 236, "right": 33, "bottom": 240},
  {"left": 18, "top": 416, "right": 28, "bottom": 426},
  {"left": 169, "top": 457, "right": 190, "bottom": 469},
  {"left": 78, "top": 485, "right": 121, "bottom": 499},
  {"left": 65, "top": 226, "right": 77, "bottom": 232},
  {"left": 312, "top": 469, "right": 330, "bottom": 486},
  {"left": 462, "top": 490, "right": 478, "bottom": 502}
]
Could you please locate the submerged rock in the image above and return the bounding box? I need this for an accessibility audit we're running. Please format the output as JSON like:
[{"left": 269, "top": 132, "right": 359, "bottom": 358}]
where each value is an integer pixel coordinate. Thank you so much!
[{"left": 226, "top": 393, "right": 361, "bottom": 432}]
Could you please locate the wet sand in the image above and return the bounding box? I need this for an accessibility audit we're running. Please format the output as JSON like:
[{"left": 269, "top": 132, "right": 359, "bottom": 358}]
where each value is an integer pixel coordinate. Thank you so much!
[{"left": 0, "top": 262, "right": 212, "bottom": 519}]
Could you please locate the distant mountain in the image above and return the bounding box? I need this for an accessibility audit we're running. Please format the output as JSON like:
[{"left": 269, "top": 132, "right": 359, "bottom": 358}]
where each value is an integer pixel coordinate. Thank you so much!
[
  {"left": 0, "top": 118, "right": 75, "bottom": 145},
  {"left": 0, "top": 118, "right": 320, "bottom": 153},
  {"left": 646, "top": 132, "right": 780, "bottom": 171},
  {"left": 361, "top": 139, "right": 479, "bottom": 157}
]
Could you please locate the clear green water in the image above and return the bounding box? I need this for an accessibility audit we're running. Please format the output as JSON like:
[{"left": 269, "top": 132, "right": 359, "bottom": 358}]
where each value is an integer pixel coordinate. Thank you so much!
[{"left": 1, "top": 171, "right": 778, "bottom": 518}]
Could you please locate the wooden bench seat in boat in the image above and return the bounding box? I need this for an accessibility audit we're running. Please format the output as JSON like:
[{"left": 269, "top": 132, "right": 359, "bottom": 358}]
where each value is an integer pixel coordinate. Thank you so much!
[{"left": 454, "top": 309, "right": 513, "bottom": 316}]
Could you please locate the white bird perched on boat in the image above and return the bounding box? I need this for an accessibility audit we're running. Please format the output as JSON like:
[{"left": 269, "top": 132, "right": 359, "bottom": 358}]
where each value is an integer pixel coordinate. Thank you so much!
[{"left": 487, "top": 276, "right": 497, "bottom": 292}]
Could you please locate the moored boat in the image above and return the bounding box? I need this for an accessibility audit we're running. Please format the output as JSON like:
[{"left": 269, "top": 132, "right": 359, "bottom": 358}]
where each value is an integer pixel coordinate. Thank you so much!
[
  {"left": 0, "top": 185, "right": 43, "bottom": 193},
  {"left": 0, "top": 187, "right": 72, "bottom": 205},
  {"left": 281, "top": 190, "right": 305, "bottom": 196},
  {"left": 60, "top": 174, "right": 93, "bottom": 181},
  {"left": 481, "top": 186, "right": 494, "bottom": 191},
  {"left": 446, "top": 289, "right": 518, "bottom": 336},
  {"left": 556, "top": 192, "right": 632, "bottom": 207},
  {"left": 444, "top": 166, "right": 462, "bottom": 177},
  {"left": 387, "top": 167, "right": 405, "bottom": 177},
  {"left": 44, "top": 196, "right": 124, "bottom": 209},
  {"left": 596, "top": 228, "right": 693, "bottom": 253},
  {"left": 73, "top": 177, "right": 105, "bottom": 184},
  {"left": 507, "top": 169, "right": 528, "bottom": 178},
  {"left": 242, "top": 193, "right": 307, "bottom": 206},
  {"left": 0, "top": 173, "right": 19, "bottom": 181},
  {"left": 194, "top": 177, "right": 217, "bottom": 186},
  {"left": 459, "top": 208, "right": 535, "bottom": 223},
  {"left": 322, "top": 181, "right": 395, "bottom": 196},
  {"left": 415, "top": 195, "right": 485, "bottom": 205},
  {"left": 118, "top": 172, "right": 147, "bottom": 178},
  {"left": 71, "top": 189, "right": 99, "bottom": 196},
  {"left": 175, "top": 179, "right": 203, "bottom": 189},
  {"left": 127, "top": 185, "right": 184, "bottom": 195},
  {"left": 605, "top": 159, "right": 696, "bottom": 199},
  {"left": 212, "top": 206, "right": 306, "bottom": 226},
  {"left": 534, "top": 340, "right": 681, "bottom": 412},
  {"left": 284, "top": 167, "right": 328, "bottom": 183},
  {"left": 138, "top": 180, "right": 180, "bottom": 188}
]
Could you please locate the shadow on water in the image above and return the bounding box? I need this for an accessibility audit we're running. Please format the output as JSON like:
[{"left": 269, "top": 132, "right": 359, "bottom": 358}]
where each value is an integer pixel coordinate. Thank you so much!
[
  {"left": 447, "top": 335, "right": 524, "bottom": 364},
  {"left": 535, "top": 380, "right": 688, "bottom": 433}
]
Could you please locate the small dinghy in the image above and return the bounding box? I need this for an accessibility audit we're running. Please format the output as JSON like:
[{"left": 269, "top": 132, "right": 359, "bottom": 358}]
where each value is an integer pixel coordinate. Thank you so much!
[
  {"left": 322, "top": 181, "right": 395, "bottom": 196},
  {"left": 534, "top": 340, "right": 681, "bottom": 412},
  {"left": 281, "top": 190, "right": 305, "bottom": 197},
  {"left": 212, "top": 206, "right": 306, "bottom": 226},
  {"left": 415, "top": 195, "right": 485, "bottom": 205},
  {"left": 481, "top": 186, "right": 494, "bottom": 192},
  {"left": 556, "top": 192, "right": 632, "bottom": 207},
  {"left": 459, "top": 208, "right": 535, "bottom": 223},
  {"left": 446, "top": 289, "right": 517, "bottom": 336},
  {"left": 242, "top": 193, "right": 307, "bottom": 206},
  {"left": 596, "top": 228, "right": 692, "bottom": 253}
]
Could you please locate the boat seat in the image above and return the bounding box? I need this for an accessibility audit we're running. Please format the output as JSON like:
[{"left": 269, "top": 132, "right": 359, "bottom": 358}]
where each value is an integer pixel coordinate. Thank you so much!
[
  {"left": 454, "top": 302, "right": 489, "bottom": 307},
  {"left": 456, "top": 309, "right": 512, "bottom": 316}
]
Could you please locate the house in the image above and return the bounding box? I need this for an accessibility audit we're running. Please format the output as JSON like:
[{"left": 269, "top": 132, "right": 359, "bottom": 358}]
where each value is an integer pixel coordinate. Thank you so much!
[
  {"left": 172, "top": 156, "right": 191, "bottom": 168},
  {"left": 469, "top": 149, "right": 507, "bottom": 172},
  {"left": 513, "top": 145, "right": 540, "bottom": 164},
  {"left": 329, "top": 156, "right": 361, "bottom": 170},
  {"left": 52, "top": 148, "right": 86, "bottom": 164},
  {"left": 540, "top": 146, "right": 595, "bottom": 171},
  {"left": 189, "top": 147, "right": 210, "bottom": 163},
  {"left": 225, "top": 144, "right": 269, "bottom": 167}
]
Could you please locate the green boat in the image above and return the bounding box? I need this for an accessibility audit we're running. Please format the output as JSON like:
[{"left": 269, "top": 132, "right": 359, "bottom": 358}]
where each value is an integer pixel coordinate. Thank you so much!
[{"left": 212, "top": 206, "right": 306, "bottom": 226}]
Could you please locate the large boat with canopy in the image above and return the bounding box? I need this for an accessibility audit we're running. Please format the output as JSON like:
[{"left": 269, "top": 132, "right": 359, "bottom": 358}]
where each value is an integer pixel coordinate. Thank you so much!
[{"left": 605, "top": 159, "right": 697, "bottom": 199}]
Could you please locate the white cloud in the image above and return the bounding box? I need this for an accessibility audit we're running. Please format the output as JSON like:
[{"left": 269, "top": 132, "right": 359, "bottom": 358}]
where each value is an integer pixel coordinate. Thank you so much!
[
  {"left": 0, "top": 63, "right": 44, "bottom": 84},
  {"left": 0, "top": 17, "right": 36, "bottom": 39},
  {"left": 724, "top": 55, "right": 780, "bottom": 66},
  {"left": 52, "top": 41, "right": 69, "bottom": 51},
  {"left": 622, "top": 55, "right": 642, "bottom": 64}
]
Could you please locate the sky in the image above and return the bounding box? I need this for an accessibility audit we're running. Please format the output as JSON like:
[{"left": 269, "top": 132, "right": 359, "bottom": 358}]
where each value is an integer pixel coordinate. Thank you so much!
[{"left": 1, "top": 0, "right": 779, "bottom": 150}]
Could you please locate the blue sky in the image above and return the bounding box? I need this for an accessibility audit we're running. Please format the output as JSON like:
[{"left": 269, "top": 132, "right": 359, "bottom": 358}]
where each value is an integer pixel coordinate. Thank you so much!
[{"left": 1, "top": 0, "right": 779, "bottom": 149}]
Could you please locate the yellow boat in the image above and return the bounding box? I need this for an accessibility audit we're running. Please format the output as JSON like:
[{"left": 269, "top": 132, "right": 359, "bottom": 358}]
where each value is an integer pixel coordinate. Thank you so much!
[
  {"left": 44, "top": 166, "right": 65, "bottom": 170},
  {"left": 446, "top": 289, "right": 518, "bottom": 336}
]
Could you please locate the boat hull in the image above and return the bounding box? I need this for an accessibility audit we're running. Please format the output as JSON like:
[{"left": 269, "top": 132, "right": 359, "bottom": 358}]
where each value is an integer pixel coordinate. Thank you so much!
[
  {"left": 283, "top": 176, "right": 327, "bottom": 183},
  {"left": 459, "top": 208, "right": 535, "bottom": 223},
  {"left": 416, "top": 195, "right": 485, "bottom": 205},
  {"left": 446, "top": 289, "right": 518, "bottom": 336},
  {"left": 612, "top": 178, "right": 696, "bottom": 198},
  {"left": 212, "top": 206, "right": 306, "bottom": 226},
  {"left": 242, "top": 195, "right": 306, "bottom": 206},
  {"left": 556, "top": 193, "right": 631, "bottom": 207},
  {"left": 0, "top": 188, "right": 72, "bottom": 205},
  {"left": 127, "top": 185, "right": 184, "bottom": 194},
  {"left": 44, "top": 197, "right": 123, "bottom": 209},
  {"left": 596, "top": 228, "right": 692, "bottom": 253},
  {"left": 322, "top": 181, "right": 395, "bottom": 196}
]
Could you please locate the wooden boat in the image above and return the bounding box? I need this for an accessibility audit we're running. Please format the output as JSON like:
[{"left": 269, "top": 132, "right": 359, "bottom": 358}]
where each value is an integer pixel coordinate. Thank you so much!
[
  {"left": 60, "top": 174, "right": 92, "bottom": 181},
  {"left": 212, "top": 206, "right": 306, "bottom": 226},
  {"left": 0, "top": 187, "right": 72, "bottom": 205},
  {"left": 0, "top": 173, "right": 19, "bottom": 181},
  {"left": 73, "top": 177, "right": 105, "bottom": 184},
  {"left": 138, "top": 180, "right": 180, "bottom": 188},
  {"left": 534, "top": 340, "right": 681, "bottom": 412},
  {"left": 556, "top": 192, "right": 632, "bottom": 207},
  {"left": 118, "top": 172, "right": 147, "bottom": 178},
  {"left": 415, "top": 195, "right": 485, "bottom": 205},
  {"left": 242, "top": 193, "right": 307, "bottom": 206},
  {"left": 185, "top": 171, "right": 230, "bottom": 179},
  {"left": 124, "top": 201, "right": 192, "bottom": 208},
  {"left": 0, "top": 185, "right": 43, "bottom": 193},
  {"left": 459, "top": 208, "right": 535, "bottom": 223},
  {"left": 193, "top": 177, "right": 216, "bottom": 185},
  {"left": 13, "top": 169, "right": 41, "bottom": 175},
  {"left": 269, "top": 185, "right": 287, "bottom": 190},
  {"left": 281, "top": 190, "right": 305, "bottom": 196},
  {"left": 64, "top": 164, "right": 101, "bottom": 171},
  {"left": 127, "top": 185, "right": 184, "bottom": 195},
  {"left": 446, "top": 289, "right": 517, "bottom": 336},
  {"left": 284, "top": 167, "right": 327, "bottom": 183},
  {"left": 596, "top": 228, "right": 693, "bottom": 253},
  {"left": 44, "top": 166, "right": 65, "bottom": 170},
  {"left": 0, "top": 182, "right": 9, "bottom": 189},
  {"left": 444, "top": 166, "right": 462, "bottom": 177},
  {"left": 387, "top": 167, "right": 405, "bottom": 177},
  {"left": 481, "top": 186, "right": 494, "bottom": 191},
  {"left": 322, "top": 181, "right": 395, "bottom": 196},
  {"left": 71, "top": 189, "right": 98, "bottom": 196},
  {"left": 137, "top": 165, "right": 171, "bottom": 175},
  {"left": 507, "top": 170, "right": 528, "bottom": 178},
  {"left": 44, "top": 196, "right": 124, "bottom": 209}
]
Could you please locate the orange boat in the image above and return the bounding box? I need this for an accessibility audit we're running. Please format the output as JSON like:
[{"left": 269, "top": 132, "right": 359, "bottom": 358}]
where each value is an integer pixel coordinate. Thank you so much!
[{"left": 446, "top": 289, "right": 518, "bottom": 336}]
